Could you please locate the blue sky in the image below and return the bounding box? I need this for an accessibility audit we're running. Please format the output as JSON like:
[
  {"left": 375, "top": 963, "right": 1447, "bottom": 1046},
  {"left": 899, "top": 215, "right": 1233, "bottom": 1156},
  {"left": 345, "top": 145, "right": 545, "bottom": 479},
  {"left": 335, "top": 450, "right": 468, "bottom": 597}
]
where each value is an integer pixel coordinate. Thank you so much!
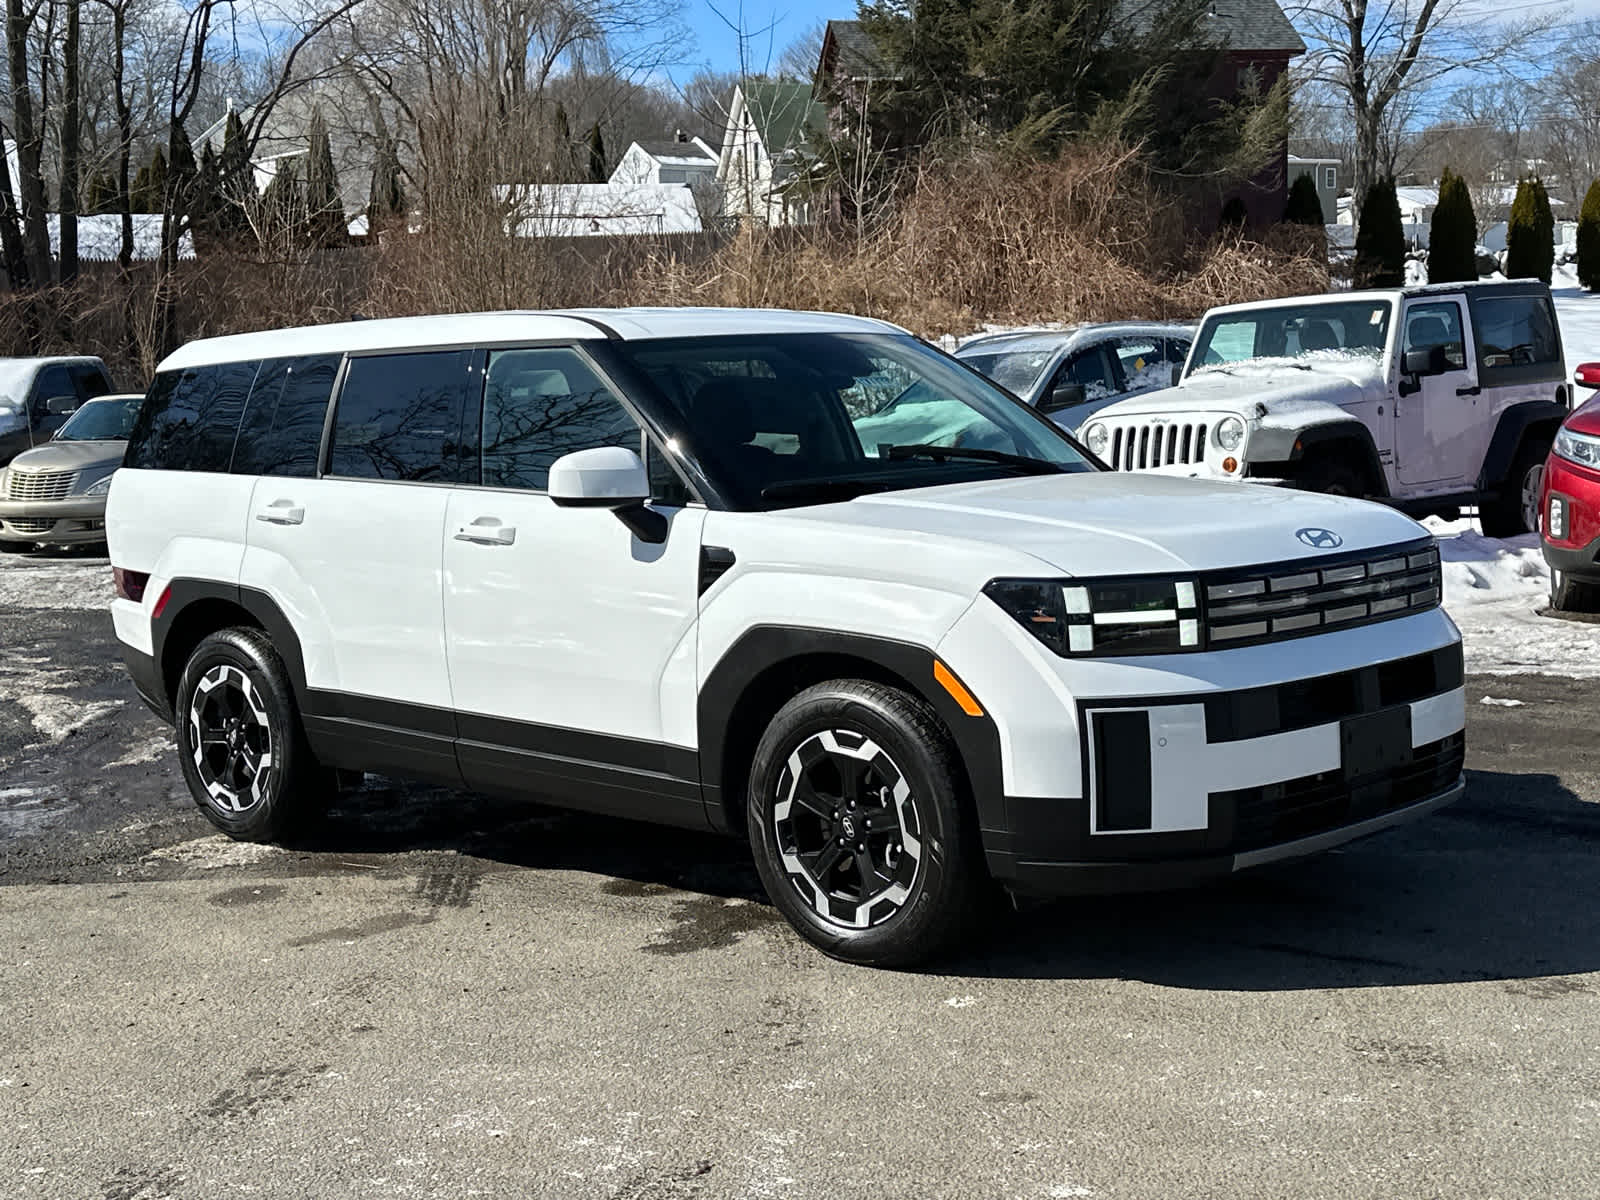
[{"left": 674, "top": 0, "right": 852, "bottom": 78}]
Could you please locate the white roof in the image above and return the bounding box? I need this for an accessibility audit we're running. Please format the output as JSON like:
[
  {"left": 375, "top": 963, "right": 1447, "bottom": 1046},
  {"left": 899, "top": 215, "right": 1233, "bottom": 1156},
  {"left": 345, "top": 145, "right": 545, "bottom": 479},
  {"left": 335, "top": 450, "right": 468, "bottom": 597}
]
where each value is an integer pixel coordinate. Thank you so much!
[
  {"left": 156, "top": 307, "right": 908, "bottom": 372},
  {"left": 498, "top": 182, "right": 702, "bottom": 238},
  {"left": 46, "top": 214, "right": 195, "bottom": 262}
]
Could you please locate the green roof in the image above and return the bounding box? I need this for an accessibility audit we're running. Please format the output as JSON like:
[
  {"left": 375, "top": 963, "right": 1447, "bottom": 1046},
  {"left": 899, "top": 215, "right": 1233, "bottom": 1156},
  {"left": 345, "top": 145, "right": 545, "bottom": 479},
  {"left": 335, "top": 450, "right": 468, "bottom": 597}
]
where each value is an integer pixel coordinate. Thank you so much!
[{"left": 742, "top": 81, "right": 825, "bottom": 156}]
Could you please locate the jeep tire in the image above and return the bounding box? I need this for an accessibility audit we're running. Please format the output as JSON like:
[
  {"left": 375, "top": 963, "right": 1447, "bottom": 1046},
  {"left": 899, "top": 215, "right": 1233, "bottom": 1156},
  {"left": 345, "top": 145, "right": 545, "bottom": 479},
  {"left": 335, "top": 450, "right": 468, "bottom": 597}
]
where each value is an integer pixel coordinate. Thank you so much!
[
  {"left": 747, "top": 679, "right": 991, "bottom": 968},
  {"left": 1295, "top": 455, "right": 1365, "bottom": 498},
  {"left": 1481, "top": 437, "right": 1551, "bottom": 538},
  {"left": 175, "top": 627, "right": 329, "bottom": 842}
]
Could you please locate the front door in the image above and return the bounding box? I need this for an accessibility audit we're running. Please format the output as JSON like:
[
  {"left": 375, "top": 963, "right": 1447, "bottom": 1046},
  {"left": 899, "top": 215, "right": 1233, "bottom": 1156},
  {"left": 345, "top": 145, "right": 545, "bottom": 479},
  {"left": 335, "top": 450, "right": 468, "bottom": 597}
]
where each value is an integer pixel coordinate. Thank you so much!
[
  {"left": 441, "top": 344, "right": 708, "bottom": 827},
  {"left": 1396, "top": 298, "right": 1479, "bottom": 488},
  {"left": 27, "top": 363, "right": 81, "bottom": 446}
]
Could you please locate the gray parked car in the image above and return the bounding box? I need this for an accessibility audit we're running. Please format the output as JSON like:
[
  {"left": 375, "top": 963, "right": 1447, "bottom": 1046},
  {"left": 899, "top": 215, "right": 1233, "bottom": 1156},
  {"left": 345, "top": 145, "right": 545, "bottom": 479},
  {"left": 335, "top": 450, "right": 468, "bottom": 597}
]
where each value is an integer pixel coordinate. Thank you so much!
[
  {"left": 955, "top": 322, "right": 1195, "bottom": 431},
  {"left": 0, "top": 392, "right": 142, "bottom": 549},
  {"left": 0, "top": 355, "right": 118, "bottom": 465}
]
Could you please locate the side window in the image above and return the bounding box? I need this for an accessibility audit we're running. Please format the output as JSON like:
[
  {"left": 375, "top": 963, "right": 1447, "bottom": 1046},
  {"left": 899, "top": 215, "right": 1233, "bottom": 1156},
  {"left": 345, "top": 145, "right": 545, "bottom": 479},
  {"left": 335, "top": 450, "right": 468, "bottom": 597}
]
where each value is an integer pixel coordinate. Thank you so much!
[
  {"left": 71, "top": 364, "right": 112, "bottom": 400},
  {"left": 122, "top": 360, "right": 259, "bottom": 472},
  {"left": 1113, "top": 338, "right": 1165, "bottom": 391},
  {"left": 231, "top": 354, "right": 341, "bottom": 478},
  {"left": 328, "top": 350, "right": 471, "bottom": 482},
  {"left": 1403, "top": 302, "right": 1467, "bottom": 371},
  {"left": 1474, "top": 297, "right": 1560, "bottom": 368},
  {"left": 30, "top": 365, "right": 76, "bottom": 415},
  {"left": 479, "top": 347, "right": 640, "bottom": 491},
  {"left": 1055, "top": 347, "right": 1117, "bottom": 400}
]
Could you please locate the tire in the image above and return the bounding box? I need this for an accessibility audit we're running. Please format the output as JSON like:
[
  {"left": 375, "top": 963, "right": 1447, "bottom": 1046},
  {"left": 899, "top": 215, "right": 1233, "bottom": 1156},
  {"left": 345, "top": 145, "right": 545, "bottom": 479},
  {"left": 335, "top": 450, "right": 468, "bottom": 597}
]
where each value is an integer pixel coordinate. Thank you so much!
[
  {"left": 1295, "top": 455, "right": 1365, "bottom": 498},
  {"left": 174, "top": 626, "right": 328, "bottom": 842},
  {"left": 1550, "top": 566, "right": 1599, "bottom": 614},
  {"left": 1480, "top": 438, "right": 1550, "bottom": 538},
  {"left": 746, "top": 679, "right": 992, "bottom": 968}
]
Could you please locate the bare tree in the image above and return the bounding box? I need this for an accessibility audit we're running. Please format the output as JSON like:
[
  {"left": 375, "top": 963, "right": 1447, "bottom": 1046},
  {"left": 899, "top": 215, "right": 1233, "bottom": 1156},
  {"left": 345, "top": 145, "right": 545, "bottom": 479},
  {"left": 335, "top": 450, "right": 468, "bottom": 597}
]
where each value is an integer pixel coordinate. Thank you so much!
[
  {"left": 1289, "top": 0, "right": 1558, "bottom": 221},
  {"left": 58, "top": 0, "right": 79, "bottom": 280},
  {"left": 7, "top": 0, "right": 53, "bottom": 282}
]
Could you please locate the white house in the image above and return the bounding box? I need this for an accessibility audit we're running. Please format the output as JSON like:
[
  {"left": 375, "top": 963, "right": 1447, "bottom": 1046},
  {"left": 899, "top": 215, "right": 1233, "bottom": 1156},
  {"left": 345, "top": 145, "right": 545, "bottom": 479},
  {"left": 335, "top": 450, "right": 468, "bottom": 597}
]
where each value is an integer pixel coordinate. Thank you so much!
[
  {"left": 609, "top": 136, "right": 718, "bottom": 187},
  {"left": 498, "top": 182, "right": 702, "bottom": 238},
  {"left": 716, "top": 81, "right": 825, "bottom": 227}
]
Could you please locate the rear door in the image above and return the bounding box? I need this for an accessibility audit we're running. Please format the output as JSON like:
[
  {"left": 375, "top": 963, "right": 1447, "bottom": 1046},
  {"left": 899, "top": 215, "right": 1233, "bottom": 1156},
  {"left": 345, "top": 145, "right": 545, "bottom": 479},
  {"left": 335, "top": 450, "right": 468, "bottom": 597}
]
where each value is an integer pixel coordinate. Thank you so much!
[
  {"left": 1396, "top": 298, "right": 1478, "bottom": 488},
  {"left": 441, "top": 344, "right": 707, "bottom": 827},
  {"left": 240, "top": 349, "right": 471, "bottom": 784}
]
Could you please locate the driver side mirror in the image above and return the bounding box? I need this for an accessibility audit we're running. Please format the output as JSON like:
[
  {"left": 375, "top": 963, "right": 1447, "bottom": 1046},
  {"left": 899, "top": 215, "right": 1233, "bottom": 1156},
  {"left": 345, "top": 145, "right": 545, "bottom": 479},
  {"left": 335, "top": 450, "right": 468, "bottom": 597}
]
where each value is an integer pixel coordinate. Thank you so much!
[
  {"left": 547, "top": 446, "right": 667, "bottom": 544},
  {"left": 1039, "top": 382, "right": 1086, "bottom": 414},
  {"left": 43, "top": 394, "right": 79, "bottom": 416},
  {"left": 1403, "top": 346, "right": 1450, "bottom": 378},
  {"left": 1575, "top": 362, "right": 1600, "bottom": 390}
]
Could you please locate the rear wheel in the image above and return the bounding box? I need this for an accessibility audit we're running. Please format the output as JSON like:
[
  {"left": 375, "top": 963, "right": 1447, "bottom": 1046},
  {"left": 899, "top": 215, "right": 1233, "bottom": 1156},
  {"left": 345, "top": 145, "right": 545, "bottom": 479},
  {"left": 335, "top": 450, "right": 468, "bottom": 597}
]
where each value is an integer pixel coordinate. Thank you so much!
[
  {"left": 175, "top": 627, "right": 329, "bottom": 842},
  {"left": 1481, "top": 439, "right": 1550, "bottom": 538},
  {"left": 746, "top": 679, "right": 991, "bottom": 968},
  {"left": 1550, "top": 567, "right": 1598, "bottom": 614}
]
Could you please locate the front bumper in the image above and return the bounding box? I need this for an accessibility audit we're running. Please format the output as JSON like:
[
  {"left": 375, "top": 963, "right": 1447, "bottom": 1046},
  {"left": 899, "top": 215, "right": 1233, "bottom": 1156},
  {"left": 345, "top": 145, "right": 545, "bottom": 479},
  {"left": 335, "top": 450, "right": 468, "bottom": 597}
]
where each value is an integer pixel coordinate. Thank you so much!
[
  {"left": 0, "top": 496, "right": 107, "bottom": 543},
  {"left": 1542, "top": 454, "right": 1600, "bottom": 581}
]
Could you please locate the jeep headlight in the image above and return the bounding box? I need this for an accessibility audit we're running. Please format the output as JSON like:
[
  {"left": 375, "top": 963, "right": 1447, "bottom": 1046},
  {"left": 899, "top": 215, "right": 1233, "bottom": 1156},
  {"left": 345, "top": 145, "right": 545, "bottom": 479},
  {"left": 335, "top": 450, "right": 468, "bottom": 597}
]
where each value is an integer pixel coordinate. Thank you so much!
[
  {"left": 1083, "top": 423, "right": 1110, "bottom": 457},
  {"left": 1554, "top": 425, "right": 1600, "bottom": 468},
  {"left": 83, "top": 471, "right": 115, "bottom": 496},
  {"left": 985, "top": 576, "right": 1201, "bottom": 656},
  {"left": 1215, "top": 416, "right": 1246, "bottom": 452}
]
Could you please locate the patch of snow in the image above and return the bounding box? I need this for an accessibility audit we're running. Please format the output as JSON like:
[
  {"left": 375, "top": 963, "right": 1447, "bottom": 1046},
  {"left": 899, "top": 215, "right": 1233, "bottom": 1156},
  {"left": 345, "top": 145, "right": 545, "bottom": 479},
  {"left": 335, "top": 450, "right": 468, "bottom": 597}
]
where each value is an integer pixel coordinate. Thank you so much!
[
  {"left": 0, "top": 552, "right": 110, "bottom": 610},
  {"left": 146, "top": 836, "right": 281, "bottom": 869},
  {"left": 1479, "top": 696, "right": 1525, "bottom": 707}
]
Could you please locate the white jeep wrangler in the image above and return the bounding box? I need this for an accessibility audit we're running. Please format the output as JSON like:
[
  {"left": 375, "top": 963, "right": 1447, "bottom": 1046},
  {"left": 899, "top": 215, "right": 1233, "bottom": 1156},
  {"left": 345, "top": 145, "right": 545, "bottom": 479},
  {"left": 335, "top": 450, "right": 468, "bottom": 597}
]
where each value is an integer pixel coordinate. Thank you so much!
[{"left": 1079, "top": 281, "right": 1571, "bottom": 536}]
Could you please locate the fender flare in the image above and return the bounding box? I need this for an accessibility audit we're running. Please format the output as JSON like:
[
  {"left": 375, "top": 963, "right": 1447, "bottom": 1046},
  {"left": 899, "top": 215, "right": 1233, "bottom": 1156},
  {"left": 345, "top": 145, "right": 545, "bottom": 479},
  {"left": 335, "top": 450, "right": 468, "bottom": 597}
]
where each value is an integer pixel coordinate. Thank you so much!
[
  {"left": 1478, "top": 401, "right": 1568, "bottom": 490},
  {"left": 152, "top": 579, "right": 311, "bottom": 713},
  {"left": 696, "top": 625, "right": 1006, "bottom": 838}
]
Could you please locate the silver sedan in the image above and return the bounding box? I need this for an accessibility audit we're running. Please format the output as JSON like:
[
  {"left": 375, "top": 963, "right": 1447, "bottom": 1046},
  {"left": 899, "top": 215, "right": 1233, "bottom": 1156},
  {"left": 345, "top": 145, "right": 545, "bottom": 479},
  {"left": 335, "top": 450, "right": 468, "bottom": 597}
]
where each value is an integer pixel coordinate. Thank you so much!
[{"left": 0, "top": 393, "right": 142, "bottom": 549}]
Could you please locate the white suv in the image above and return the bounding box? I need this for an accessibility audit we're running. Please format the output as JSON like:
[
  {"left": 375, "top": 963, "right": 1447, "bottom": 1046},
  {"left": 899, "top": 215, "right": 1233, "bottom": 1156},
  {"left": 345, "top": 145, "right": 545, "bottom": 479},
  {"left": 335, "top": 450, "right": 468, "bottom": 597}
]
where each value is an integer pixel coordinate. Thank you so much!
[
  {"left": 108, "top": 309, "right": 1466, "bottom": 965},
  {"left": 1079, "top": 281, "right": 1570, "bottom": 536}
]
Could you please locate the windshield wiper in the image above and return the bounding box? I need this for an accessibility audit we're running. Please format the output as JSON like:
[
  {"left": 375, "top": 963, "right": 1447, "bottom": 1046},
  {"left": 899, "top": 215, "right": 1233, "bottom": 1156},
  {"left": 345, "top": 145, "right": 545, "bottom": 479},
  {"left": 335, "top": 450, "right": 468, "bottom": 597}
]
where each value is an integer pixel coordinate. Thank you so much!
[
  {"left": 759, "top": 478, "right": 897, "bottom": 503},
  {"left": 882, "top": 444, "right": 1066, "bottom": 474}
]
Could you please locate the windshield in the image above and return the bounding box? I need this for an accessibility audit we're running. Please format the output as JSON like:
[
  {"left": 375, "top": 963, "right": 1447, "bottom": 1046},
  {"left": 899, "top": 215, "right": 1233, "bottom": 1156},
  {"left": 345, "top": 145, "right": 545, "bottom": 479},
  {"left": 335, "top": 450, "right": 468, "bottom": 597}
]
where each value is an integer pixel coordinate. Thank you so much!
[
  {"left": 54, "top": 395, "right": 141, "bottom": 441},
  {"left": 611, "top": 333, "right": 1097, "bottom": 509},
  {"left": 1192, "top": 301, "right": 1393, "bottom": 370},
  {"left": 956, "top": 343, "right": 1061, "bottom": 395}
]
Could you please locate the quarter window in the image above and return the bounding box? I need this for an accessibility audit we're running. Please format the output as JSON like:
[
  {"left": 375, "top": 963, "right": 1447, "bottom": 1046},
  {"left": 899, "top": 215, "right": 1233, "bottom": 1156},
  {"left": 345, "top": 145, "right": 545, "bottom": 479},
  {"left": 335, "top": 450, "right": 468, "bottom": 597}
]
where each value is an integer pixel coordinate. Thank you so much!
[
  {"left": 231, "top": 354, "right": 341, "bottom": 478},
  {"left": 327, "top": 351, "right": 471, "bottom": 482},
  {"left": 478, "top": 347, "right": 640, "bottom": 491},
  {"left": 123, "top": 360, "right": 260, "bottom": 472},
  {"left": 1474, "top": 296, "right": 1560, "bottom": 368}
]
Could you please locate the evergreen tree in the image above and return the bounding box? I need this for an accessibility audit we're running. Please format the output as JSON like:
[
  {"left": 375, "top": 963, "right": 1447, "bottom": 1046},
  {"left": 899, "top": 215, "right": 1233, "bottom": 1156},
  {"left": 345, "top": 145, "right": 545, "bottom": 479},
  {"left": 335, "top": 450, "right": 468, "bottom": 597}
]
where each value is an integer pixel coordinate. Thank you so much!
[
  {"left": 1218, "top": 195, "right": 1248, "bottom": 228},
  {"left": 219, "top": 110, "right": 256, "bottom": 235},
  {"left": 586, "top": 122, "right": 606, "bottom": 183},
  {"left": 260, "top": 160, "right": 306, "bottom": 246},
  {"left": 1354, "top": 176, "right": 1405, "bottom": 287},
  {"left": 1428, "top": 167, "right": 1478, "bottom": 284},
  {"left": 1506, "top": 175, "right": 1554, "bottom": 284},
  {"left": 552, "top": 102, "right": 574, "bottom": 179},
  {"left": 168, "top": 124, "right": 197, "bottom": 218},
  {"left": 1578, "top": 178, "right": 1600, "bottom": 292},
  {"left": 1282, "top": 172, "right": 1324, "bottom": 225},
  {"left": 83, "top": 172, "right": 116, "bottom": 216},
  {"left": 134, "top": 149, "right": 167, "bottom": 214},
  {"left": 305, "top": 109, "right": 345, "bottom": 247},
  {"left": 192, "top": 143, "right": 222, "bottom": 238}
]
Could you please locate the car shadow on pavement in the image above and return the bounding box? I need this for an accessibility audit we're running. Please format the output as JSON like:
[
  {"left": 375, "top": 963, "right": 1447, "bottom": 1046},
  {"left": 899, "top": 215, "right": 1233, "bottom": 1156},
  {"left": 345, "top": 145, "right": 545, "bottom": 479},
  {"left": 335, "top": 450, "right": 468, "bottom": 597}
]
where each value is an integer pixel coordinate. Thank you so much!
[{"left": 945, "top": 767, "right": 1600, "bottom": 989}]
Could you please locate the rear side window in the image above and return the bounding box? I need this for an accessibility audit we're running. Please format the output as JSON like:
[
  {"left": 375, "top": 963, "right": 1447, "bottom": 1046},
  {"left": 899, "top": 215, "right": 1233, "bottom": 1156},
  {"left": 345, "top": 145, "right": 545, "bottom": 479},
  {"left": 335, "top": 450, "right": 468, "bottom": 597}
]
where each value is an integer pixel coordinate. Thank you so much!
[
  {"left": 123, "top": 360, "right": 261, "bottom": 472},
  {"left": 70, "top": 363, "right": 112, "bottom": 399},
  {"left": 1474, "top": 296, "right": 1560, "bottom": 368},
  {"left": 327, "top": 351, "right": 471, "bottom": 482},
  {"left": 231, "top": 354, "right": 341, "bottom": 478}
]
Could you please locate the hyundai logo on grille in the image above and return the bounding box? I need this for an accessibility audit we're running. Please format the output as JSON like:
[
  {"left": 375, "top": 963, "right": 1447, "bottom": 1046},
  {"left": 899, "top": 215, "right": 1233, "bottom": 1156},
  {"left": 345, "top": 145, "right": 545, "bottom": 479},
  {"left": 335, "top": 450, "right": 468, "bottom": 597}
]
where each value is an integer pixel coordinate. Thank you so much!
[{"left": 1296, "top": 527, "right": 1343, "bottom": 549}]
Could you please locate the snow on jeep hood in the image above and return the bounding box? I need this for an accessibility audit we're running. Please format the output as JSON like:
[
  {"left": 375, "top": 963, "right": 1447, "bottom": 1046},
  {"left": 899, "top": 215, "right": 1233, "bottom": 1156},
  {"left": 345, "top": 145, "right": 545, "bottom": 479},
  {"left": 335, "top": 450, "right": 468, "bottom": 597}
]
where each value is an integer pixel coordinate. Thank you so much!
[
  {"left": 1092, "top": 355, "right": 1388, "bottom": 420},
  {"left": 788, "top": 471, "right": 1428, "bottom": 578}
]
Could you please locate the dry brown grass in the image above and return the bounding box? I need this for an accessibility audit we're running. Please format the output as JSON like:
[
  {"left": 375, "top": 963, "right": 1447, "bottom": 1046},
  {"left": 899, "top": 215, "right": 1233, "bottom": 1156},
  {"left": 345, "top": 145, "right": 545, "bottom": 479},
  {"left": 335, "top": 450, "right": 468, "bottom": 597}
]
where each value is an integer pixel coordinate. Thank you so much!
[{"left": 0, "top": 141, "right": 1326, "bottom": 385}]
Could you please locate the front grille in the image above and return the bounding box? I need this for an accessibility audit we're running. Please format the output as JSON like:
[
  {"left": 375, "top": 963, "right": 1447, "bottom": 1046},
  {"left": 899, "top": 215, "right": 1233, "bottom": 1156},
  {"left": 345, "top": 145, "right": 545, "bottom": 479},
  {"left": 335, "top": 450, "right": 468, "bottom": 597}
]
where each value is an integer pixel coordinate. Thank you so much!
[
  {"left": 1203, "top": 541, "right": 1441, "bottom": 649},
  {"left": 5, "top": 469, "right": 77, "bottom": 501},
  {"left": 6, "top": 518, "right": 53, "bottom": 533},
  {"left": 1109, "top": 422, "right": 1206, "bottom": 470},
  {"left": 1223, "top": 731, "right": 1464, "bottom": 853}
]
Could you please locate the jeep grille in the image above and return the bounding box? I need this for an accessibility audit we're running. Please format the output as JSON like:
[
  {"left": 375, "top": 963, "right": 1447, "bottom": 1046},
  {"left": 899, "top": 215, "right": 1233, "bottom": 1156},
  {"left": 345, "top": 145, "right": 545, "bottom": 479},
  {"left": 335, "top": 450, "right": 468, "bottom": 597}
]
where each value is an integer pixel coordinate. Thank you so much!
[{"left": 1108, "top": 422, "right": 1206, "bottom": 470}]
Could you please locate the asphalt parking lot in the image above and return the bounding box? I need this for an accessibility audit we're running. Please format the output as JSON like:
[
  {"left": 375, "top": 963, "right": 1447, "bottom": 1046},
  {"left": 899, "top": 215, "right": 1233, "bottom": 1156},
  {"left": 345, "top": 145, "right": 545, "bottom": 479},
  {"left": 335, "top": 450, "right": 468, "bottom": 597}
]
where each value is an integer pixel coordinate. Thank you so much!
[{"left": 2, "top": 549, "right": 1599, "bottom": 1199}]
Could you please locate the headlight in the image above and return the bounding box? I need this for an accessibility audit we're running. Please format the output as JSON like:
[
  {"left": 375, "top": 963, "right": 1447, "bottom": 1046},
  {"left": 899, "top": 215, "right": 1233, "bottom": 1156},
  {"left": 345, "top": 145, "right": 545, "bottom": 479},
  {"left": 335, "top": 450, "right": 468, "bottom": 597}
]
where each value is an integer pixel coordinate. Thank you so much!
[
  {"left": 985, "top": 576, "right": 1201, "bottom": 657},
  {"left": 83, "top": 472, "right": 115, "bottom": 496},
  {"left": 1083, "top": 423, "right": 1109, "bottom": 457},
  {"left": 1215, "top": 416, "right": 1246, "bottom": 452},
  {"left": 1554, "top": 425, "right": 1600, "bottom": 469}
]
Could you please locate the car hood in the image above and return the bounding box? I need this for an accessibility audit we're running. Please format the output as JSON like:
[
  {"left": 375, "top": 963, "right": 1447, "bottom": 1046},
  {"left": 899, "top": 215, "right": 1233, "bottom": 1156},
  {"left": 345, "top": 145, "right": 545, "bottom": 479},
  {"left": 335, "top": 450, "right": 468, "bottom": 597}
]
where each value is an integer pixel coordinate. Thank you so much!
[
  {"left": 5, "top": 439, "right": 126, "bottom": 474},
  {"left": 1089, "top": 358, "right": 1387, "bottom": 420},
  {"left": 785, "top": 471, "right": 1427, "bottom": 576}
]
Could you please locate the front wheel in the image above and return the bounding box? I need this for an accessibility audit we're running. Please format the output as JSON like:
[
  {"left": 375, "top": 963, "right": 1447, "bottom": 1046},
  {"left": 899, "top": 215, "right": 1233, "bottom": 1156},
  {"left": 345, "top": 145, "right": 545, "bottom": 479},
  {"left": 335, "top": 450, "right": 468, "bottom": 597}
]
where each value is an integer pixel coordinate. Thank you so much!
[
  {"left": 746, "top": 679, "right": 991, "bottom": 967},
  {"left": 1294, "top": 455, "right": 1365, "bottom": 498},
  {"left": 1480, "top": 439, "right": 1550, "bottom": 538},
  {"left": 175, "top": 626, "right": 328, "bottom": 842},
  {"left": 1550, "top": 567, "right": 1598, "bottom": 614}
]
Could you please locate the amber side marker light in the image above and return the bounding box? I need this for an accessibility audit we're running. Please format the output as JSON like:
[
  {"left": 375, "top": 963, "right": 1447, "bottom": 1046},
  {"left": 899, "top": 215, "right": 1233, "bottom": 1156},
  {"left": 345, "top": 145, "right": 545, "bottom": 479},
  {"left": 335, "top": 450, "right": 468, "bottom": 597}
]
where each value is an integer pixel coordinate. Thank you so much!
[{"left": 933, "top": 660, "right": 984, "bottom": 717}]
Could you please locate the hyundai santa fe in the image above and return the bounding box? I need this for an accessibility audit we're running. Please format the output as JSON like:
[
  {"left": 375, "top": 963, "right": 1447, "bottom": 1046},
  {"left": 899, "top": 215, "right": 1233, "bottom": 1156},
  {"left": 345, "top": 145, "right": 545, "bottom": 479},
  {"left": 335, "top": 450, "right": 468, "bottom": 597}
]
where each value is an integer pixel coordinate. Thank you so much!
[{"left": 108, "top": 308, "right": 1466, "bottom": 966}]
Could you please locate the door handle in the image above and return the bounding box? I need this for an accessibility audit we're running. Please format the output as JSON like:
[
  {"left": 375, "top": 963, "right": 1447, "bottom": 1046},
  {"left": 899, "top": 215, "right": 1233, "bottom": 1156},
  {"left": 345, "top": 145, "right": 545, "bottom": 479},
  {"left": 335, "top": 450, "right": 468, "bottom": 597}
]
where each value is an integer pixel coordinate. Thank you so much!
[
  {"left": 1456, "top": 385, "right": 1480, "bottom": 396},
  {"left": 454, "top": 517, "right": 516, "bottom": 545},
  {"left": 254, "top": 499, "right": 305, "bottom": 525}
]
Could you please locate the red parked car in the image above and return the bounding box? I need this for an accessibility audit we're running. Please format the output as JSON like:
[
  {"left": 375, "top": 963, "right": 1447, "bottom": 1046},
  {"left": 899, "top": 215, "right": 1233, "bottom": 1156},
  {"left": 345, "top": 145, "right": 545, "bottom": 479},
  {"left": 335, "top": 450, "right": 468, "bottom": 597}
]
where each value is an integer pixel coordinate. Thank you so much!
[{"left": 1541, "top": 362, "right": 1600, "bottom": 611}]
